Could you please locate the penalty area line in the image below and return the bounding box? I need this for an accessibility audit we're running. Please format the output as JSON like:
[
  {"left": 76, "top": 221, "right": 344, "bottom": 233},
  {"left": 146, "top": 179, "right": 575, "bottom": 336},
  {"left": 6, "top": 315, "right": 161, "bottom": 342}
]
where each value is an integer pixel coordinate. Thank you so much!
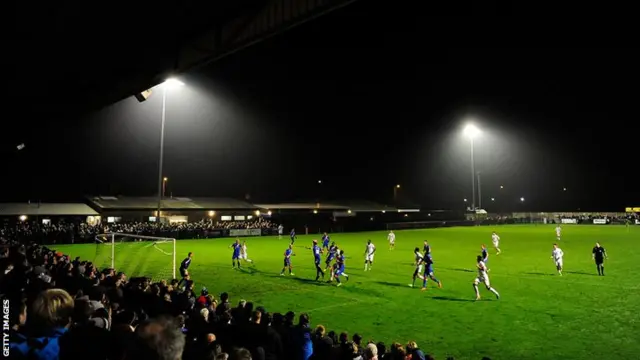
[{"left": 305, "top": 298, "right": 366, "bottom": 314}]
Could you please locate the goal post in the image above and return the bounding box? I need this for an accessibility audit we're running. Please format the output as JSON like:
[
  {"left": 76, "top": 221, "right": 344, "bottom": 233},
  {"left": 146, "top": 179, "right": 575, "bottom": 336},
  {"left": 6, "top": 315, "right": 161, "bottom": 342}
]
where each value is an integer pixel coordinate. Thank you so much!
[{"left": 94, "top": 233, "right": 177, "bottom": 281}]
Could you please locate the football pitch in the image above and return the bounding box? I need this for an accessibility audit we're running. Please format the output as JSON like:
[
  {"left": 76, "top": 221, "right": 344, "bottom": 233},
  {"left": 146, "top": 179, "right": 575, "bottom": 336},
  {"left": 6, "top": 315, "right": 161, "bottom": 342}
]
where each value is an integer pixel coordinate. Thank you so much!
[{"left": 54, "top": 225, "right": 640, "bottom": 360}]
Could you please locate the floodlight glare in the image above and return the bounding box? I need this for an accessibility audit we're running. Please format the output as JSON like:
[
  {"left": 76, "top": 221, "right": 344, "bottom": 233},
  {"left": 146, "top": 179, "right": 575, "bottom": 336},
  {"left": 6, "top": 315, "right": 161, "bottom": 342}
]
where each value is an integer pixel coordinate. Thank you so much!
[
  {"left": 463, "top": 124, "right": 481, "bottom": 139},
  {"left": 163, "top": 78, "right": 184, "bottom": 88}
]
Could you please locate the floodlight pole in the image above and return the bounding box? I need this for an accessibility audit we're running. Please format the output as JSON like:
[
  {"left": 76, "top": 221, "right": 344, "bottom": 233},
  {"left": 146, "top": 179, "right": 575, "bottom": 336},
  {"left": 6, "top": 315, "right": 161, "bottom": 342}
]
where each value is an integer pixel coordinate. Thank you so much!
[
  {"left": 477, "top": 172, "right": 482, "bottom": 209},
  {"left": 470, "top": 137, "right": 476, "bottom": 211},
  {"left": 156, "top": 86, "right": 167, "bottom": 222}
]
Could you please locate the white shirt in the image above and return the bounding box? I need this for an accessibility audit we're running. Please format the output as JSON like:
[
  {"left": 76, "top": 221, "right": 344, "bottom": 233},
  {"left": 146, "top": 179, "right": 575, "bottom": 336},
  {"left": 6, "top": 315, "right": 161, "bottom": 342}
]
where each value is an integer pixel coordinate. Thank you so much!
[
  {"left": 552, "top": 248, "right": 564, "bottom": 261},
  {"left": 241, "top": 244, "right": 247, "bottom": 254},
  {"left": 477, "top": 261, "right": 488, "bottom": 277},
  {"left": 366, "top": 243, "right": 376, "bottom": 255},
  {"left": 388, "top": 232, "right": 395, "bottom": 242},
  {"left": 415, "top": 252, "right": 424, "bottom": 263},
  {"left": 492, "top": 234, "right": 500, "bottom": 243},
  {"left": 278, "top": 225, "right": 284, "bottom": 233},
  {"left": 555, "top": 227, "right": 561, "bottom": 234}
]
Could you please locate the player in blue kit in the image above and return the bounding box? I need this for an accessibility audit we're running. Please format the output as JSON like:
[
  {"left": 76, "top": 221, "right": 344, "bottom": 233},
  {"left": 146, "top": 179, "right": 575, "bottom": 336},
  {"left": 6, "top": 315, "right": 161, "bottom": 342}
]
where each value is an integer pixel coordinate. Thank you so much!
[
  {"left": 179, "top": 252, "right": 193, "bottom": 278},
  {"left": 230, "top": 239, "right": 242, "bottom": 268},
  {"left": 423, "top": 241, "right": 431, "bottom": 255},
  {"left": 333, "top": 250, "right": 349, "bottom": 286},
  {"left": 325, "top": 243, "right": 338, "bottom": 272},
  {"left": 481, "top": 244, "right": 489, "bottom": 272},
  {"left": 280, "top": 244, "right": 295, "bottom": 276},
  {"left": 419, "top": 254, "right": 442, "bottom": 291},
  {"left": 322, "top": 232, "right": 330, "bottom": 250},
  {"left": 178, "top": 252, "right": 193, "bottom": 286},
  {"left": 312, "top": 240, "right": 325, "bottom": 280},
  {"left": 290, "top": 229, "right": 297, "bottom": 245}
]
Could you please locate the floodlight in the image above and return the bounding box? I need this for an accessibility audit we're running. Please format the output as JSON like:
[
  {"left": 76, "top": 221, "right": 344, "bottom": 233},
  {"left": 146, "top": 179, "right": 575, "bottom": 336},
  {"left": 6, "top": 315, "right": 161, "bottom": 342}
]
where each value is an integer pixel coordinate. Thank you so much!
[
  {"left": 163, "top": 78, "right": 184, "bottom": 88},
  {"left": 463, "top": 124, "right": 481, "bottom": 139}
]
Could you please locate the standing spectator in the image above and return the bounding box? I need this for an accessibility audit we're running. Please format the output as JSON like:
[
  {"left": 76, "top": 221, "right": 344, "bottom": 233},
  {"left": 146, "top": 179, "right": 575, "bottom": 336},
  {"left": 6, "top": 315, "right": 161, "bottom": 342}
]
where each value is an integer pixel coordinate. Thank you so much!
[
  {"left": 294, "top": 313, "right": 313, "bottom": 360},
  {"left": 128, "top": 316, "right": 186, "bottom": 360},
  {"left": 10, "top": 289, "right": 75, "bottom": 359}
]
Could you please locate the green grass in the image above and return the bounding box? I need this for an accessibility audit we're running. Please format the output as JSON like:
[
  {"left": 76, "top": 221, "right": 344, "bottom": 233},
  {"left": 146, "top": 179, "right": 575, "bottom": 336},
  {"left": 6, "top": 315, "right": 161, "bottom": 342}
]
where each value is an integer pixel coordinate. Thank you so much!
[{"left": 54, "top": 225, "right": 640, "bottom": 360}]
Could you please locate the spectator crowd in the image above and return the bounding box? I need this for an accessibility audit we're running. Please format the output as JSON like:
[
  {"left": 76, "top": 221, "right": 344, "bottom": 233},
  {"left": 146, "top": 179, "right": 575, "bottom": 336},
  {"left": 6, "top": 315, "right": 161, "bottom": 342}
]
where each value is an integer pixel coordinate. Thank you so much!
[
  {"left": 1, "top": 218, "right": 276, "bottom": 245},
  {"left": 0, "top": 240, "right": 463, "bottom": 360}
]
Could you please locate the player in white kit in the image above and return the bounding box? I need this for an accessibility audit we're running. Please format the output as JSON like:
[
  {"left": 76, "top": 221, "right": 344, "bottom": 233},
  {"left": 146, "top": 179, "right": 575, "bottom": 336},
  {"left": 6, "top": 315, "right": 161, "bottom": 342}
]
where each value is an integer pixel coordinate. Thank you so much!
[
  {"left": 278, "top": 224, "right": 284, "bottom": 239},
  {"left": 239, "top": 240, "right": 253, "bottom": 264},
  {"left": 388, "top": 231, "right": 395, "bottom": 250},
  {"left": 555, "top": 226, "right": 562, "bottom": 241},
  {"left": 364, "top": 240, "right": 376, "bottom": 271},
  {"left": 410, "top": 247, "right": 424, "bottom": 287},
  {"left": 473, "top": 255, "right": 500, "bottom": 300},
  {"left": 551, "top": 243, "right": 563, "bottom": 276},
  {"left": 491, "top": 232, "right": 501, "bottom": 255}
]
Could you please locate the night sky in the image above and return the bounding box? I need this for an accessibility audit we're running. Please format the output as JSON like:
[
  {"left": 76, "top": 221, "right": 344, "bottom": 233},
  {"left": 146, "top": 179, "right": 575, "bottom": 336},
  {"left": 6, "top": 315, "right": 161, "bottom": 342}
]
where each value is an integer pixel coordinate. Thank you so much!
[{"left": 4, "top": 2, "right": 638, "bottom": 211}]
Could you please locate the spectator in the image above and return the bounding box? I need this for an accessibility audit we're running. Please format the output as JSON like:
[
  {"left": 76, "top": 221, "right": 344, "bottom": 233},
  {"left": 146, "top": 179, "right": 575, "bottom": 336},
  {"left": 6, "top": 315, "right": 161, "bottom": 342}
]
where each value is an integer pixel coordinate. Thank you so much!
[
  {"left": 129, "top": 316, "right": 186, "bottom": 360},
  {"left": 11, "top": 288, "right": 74, "bottom": 359},
  {"left": 294, "top": 313, "right": 313, "bottom": 360}
]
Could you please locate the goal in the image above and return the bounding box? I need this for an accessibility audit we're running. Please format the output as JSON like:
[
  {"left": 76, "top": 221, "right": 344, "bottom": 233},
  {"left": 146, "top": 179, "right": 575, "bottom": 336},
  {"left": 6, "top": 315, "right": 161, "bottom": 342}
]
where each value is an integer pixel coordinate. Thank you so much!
[{"left": 94, "top": 233, "right": 176, "bottom": 281}]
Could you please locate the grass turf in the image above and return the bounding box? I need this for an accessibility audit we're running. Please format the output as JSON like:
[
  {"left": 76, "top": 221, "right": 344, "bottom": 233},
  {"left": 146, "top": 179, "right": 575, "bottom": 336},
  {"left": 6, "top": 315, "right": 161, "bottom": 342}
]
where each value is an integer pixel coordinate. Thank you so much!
[{"left": 53, "top": 225, "right": 640, "bottom": 360}]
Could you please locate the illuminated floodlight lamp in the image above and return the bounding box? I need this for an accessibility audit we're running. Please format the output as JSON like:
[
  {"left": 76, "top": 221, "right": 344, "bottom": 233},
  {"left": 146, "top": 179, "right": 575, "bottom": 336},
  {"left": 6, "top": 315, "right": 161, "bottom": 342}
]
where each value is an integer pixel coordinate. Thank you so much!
[
  {"left": 520, "top": 197, "right": 525, "bottom": 202},
  {"left": 19, "top": 215, "right": 27, "bottom": 221},
  {"left": 463, "top": 124, "right": 481, "bottom": 139},
  {"left": 162, "top": 78, "right": 184, "bottom": 88}
]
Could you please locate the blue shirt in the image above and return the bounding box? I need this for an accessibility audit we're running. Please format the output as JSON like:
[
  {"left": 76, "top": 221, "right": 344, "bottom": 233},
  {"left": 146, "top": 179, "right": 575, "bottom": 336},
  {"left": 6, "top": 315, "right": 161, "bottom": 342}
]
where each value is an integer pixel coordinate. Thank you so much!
[
  {"left": 322, "top": 235, "right": 330, "bottom": 245},
  {"left": 424, "top": 244, "right": 431, "bottom": 254},
  {"left": 481, "top": 248, "right": 488, "bottom": 260},
  {"left": 180, "top": 257, "right": 191, "bottom": 270},
  {"left": 327, "top": 246, "right": 337, "bottom": 260},
  {"left": 337, "top": 254, "right": 345, "bottom": 269},
  {"left": 313, "top": 245, "right": 321, "bottom": 262},
  {"left": 285, "top": 248, "right": 292, "bottom": 259},
  {"left": 294, "top": 325, "right": 313, "bottom": 360},
  {"left": 232, "top": 243, "right": 241, "bottom": 257},
  {"left": 11, "top": 327, "right": 68, "bottom": 360},
  {"left": 290, "top": 230, "right": 296, "bottom": 238}
]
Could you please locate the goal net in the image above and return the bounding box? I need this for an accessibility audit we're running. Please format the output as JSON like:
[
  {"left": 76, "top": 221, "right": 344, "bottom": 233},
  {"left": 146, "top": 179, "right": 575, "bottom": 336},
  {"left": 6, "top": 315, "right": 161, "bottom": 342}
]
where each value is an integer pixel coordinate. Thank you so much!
[{"left": 94, "top": 233, "right": 176, "bottom": 281}]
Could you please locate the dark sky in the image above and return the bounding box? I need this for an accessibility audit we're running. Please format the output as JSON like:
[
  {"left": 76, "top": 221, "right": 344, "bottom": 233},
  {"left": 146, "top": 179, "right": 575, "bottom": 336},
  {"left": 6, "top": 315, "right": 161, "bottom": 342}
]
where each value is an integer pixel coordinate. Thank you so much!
[{"left": 4, "top": 2, "right": 638, "bottom": 211}]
